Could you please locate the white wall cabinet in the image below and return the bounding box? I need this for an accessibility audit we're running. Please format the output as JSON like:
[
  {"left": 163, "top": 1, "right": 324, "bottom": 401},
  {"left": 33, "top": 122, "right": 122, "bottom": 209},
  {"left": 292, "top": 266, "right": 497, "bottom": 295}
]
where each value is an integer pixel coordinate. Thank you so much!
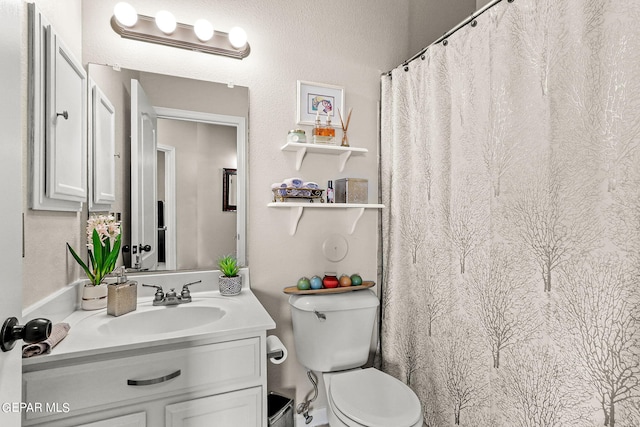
[
  {"left": 29, "top": 4, "right": 87, "bottom": 211},
  {"left": 22, "top": 336, "right": 267, "bottom": 427}
]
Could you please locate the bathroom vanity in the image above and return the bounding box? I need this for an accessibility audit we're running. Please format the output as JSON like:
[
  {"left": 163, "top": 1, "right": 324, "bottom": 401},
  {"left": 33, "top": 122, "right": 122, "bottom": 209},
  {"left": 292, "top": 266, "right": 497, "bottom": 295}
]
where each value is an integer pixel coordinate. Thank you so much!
[{"left": 21, "top": 275, "right": 275, "bottom": 427}]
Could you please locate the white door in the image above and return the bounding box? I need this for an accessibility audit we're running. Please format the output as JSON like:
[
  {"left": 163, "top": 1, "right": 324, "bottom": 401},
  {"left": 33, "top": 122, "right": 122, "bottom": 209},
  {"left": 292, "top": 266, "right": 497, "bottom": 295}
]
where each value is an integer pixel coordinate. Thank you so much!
[
  {"left": 130, "top": 79, "right": 158, "bottom": 270},
  {"left": 0, "top": 0, "right": 25, "bottom": 424}
]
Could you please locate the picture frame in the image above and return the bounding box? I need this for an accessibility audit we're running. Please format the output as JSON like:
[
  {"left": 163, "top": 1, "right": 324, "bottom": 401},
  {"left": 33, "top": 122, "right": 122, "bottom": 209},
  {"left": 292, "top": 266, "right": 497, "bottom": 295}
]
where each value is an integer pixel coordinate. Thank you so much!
[
  {"left": 222, "top": 168, "right": 237, "bottom": 212},
  {"left": 296, "top": 80, "right": 344, "bottom": 126}
]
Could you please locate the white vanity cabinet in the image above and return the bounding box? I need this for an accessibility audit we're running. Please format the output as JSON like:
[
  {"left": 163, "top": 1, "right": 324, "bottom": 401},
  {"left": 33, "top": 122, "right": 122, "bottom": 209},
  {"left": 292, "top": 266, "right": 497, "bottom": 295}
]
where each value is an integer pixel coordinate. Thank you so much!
[{"left": 22, "top": 334, "right": 268, "bottom": 427}]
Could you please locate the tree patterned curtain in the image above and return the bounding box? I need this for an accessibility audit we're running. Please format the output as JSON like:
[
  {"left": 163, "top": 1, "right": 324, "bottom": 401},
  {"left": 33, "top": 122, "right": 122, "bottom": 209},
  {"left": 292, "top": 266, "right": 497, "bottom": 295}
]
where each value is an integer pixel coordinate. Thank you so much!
[{"left": 380, "top": 0, "right": 640, "bottom": 425}]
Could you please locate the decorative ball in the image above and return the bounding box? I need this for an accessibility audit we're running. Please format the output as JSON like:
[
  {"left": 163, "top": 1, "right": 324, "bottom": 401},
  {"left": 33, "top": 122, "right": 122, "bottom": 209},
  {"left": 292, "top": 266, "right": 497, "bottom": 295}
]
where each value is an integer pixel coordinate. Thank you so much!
[{"left": 310, "top": 276, "right": 323, "bottom": 290}]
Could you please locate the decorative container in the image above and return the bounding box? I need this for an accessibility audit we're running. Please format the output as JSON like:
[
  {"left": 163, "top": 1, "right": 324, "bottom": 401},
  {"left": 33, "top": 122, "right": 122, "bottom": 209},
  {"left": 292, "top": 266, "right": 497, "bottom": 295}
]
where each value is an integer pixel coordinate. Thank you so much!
[
  {"left": 287, "top": 129, "right": 307, "bottom": 143},
  {"left": 272, "top": 187, "right": 324, "bottom": 203},
  {"left": 81, "top": 283, "right": 108, "bottom": 310},
  {"left": 107, "top": 281, "right": 138, "bottom": 317},
  {"left": 335, "top": 178, "right": 368, "bottom": 204},
  {"left": 219, "top": 275, "right": 242, "bottom": 296}
]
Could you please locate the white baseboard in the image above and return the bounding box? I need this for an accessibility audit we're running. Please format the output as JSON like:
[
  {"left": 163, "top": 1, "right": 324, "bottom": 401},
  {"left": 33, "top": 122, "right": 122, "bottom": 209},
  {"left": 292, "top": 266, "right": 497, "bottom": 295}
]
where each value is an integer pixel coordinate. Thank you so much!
[{"left": 295, "top": 407, "right": 328, "bottom": 427}]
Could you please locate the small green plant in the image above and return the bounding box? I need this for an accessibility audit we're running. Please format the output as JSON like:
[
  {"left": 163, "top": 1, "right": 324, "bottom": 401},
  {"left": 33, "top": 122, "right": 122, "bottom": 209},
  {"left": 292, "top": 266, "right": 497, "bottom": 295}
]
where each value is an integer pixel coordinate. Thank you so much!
[{"left": 218, "top": 255, "right": 239, "bottom": 277}]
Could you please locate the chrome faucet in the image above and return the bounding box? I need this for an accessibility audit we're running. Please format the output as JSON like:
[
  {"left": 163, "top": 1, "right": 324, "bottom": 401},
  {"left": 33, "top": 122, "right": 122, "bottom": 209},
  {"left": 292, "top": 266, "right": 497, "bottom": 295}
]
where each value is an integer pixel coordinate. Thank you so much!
[{"left": 142, "top": 280, "right": 202, "bottom": 306}]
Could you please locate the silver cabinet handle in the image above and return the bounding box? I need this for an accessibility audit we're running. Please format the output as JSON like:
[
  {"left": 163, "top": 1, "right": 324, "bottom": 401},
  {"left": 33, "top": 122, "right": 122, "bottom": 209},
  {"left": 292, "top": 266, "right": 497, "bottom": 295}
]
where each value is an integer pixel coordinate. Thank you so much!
[{"left": 127, "top": 369, "right": 181, "bottom": 386}]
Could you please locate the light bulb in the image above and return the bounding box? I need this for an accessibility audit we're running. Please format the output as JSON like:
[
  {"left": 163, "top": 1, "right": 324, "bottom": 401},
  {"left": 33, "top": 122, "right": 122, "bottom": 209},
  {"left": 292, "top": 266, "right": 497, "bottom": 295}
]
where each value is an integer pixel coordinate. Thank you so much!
[
  {"left": 113, "top": 2, "right": 138, "bottom": 27},
  {"left": 194, "top": 19, "right": 214, "bottom": 42},
  {"left": 155, "top": 10, "right": 176, "bottom": 34},
  {"left": 228, "top": 27, "right": 247, "bottom": 49}
]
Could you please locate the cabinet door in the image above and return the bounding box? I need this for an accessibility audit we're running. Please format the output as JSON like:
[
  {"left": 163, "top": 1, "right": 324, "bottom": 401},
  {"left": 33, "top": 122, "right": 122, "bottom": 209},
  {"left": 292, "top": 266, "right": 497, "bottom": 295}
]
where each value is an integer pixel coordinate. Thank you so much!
[
  {"left": 45, "top": 26, "right": 87, "bottom": 203},
  {"left": 165, "top": 387, "right": 262, "bottom": 427},
  {"left": 28, "top": 3, "right": 85, "bottom": 211},
  {"left": 75, "top": 412, "right": 146, "bottom": 427}
]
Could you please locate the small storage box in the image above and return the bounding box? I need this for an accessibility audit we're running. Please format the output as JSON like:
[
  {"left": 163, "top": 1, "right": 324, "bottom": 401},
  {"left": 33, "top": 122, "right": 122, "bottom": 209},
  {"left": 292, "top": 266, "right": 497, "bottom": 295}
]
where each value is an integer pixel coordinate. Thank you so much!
[{"left": 335, "top": 178, "right": 368, "bottom": 203}]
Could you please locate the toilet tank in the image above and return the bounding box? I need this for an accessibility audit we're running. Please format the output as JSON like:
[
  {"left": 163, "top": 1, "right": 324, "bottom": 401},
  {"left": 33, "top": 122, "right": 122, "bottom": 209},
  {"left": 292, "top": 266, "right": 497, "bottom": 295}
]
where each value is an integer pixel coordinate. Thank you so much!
[{"left": 288, "top": 289, "right": 379, "bottom": 372}]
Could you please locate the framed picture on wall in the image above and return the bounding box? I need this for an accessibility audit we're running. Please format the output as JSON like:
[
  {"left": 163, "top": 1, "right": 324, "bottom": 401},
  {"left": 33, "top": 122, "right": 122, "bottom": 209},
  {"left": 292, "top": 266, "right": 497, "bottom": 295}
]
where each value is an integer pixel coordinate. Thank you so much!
[{"left": 296, "top": 80, "right": 344, "bottom": 126}]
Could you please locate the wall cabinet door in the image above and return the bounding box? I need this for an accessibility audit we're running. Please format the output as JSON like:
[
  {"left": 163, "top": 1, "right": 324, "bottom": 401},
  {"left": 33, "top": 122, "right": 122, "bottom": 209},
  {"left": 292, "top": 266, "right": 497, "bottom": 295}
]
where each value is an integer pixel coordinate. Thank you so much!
[
  {"left": 28, "top": 3, "right": 87, "bottom": 212},
  {"left": 165, "top": 387, "right": 262, "bottom": 427}
]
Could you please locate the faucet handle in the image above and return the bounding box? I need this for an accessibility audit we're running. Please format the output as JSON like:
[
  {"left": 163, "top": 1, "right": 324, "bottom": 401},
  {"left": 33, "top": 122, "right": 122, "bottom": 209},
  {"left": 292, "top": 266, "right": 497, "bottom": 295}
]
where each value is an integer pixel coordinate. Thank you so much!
[
  {"left": 181, "top": 280, "right": 202, "bottom": 299},
  {"left": 142, "top": 284, "right": 164, "bottom": 301}
]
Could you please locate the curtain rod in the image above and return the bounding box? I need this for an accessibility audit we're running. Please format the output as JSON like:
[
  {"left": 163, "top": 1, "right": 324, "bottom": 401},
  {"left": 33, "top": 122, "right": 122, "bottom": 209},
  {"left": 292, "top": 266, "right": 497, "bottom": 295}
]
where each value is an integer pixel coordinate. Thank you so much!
[{"left": 383, "top": 0, "right": 509, "bottom": 76}]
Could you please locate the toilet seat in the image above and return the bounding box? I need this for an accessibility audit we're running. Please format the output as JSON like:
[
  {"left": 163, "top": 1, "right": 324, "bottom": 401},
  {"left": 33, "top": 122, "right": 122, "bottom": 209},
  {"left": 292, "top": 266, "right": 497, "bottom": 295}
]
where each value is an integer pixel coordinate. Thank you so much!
[{"left": 328, "top": 368, "right": 422, "bottom": 427}]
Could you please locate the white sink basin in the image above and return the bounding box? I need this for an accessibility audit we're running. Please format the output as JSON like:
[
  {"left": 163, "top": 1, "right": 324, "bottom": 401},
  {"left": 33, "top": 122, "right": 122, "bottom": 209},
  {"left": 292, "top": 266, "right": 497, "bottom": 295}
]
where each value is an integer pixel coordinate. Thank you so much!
[{"left": 97, "top": 305, "right": 226, "bottom": 336}]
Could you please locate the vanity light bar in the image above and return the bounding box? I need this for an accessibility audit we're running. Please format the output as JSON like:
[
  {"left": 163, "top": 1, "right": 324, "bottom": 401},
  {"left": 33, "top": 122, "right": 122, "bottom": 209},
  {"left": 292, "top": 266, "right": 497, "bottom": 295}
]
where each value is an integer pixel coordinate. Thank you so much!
[{"left": 110, "top": 14, "right": 251, "bottom": 60}]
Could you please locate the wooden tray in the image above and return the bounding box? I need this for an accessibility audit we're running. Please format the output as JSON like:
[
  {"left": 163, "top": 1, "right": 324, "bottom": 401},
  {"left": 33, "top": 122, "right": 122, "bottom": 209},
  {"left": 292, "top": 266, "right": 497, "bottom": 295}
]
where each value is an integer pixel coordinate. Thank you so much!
[{"left": 283, "top": 281, "right": 375, "bottom": 295}]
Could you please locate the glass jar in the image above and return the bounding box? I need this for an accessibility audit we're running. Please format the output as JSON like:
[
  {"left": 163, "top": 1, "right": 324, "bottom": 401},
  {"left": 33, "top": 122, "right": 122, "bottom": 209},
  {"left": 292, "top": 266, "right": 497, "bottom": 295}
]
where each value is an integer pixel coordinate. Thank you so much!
[{"left": 287, "top": 129, "right": 307, "bottom": 143}]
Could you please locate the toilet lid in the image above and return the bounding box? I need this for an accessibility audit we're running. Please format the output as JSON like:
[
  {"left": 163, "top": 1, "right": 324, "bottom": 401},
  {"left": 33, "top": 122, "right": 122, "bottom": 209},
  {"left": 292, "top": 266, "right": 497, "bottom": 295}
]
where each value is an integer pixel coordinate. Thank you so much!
[{"left": 329, "top": 368, "right": 421, "bottom": 427}]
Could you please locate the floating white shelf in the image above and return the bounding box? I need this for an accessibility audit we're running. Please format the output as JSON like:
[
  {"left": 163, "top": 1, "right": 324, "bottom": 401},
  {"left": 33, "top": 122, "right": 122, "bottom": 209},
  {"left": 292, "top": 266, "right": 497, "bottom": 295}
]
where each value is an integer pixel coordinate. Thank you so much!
[
  {"left": 280, "top": 142, "right": 368, "bottom": 172},
  {"left": 267, "top": 202, "right": 384, "bottom": 235}
]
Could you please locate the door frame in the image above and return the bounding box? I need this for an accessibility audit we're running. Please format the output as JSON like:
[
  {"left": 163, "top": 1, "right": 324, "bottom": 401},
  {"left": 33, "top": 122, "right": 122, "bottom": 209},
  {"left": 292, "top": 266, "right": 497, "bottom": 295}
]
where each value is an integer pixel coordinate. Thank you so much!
[
  {"left": 156, "top": 144, "right": 176, "bottom": 270},
  {"left": 0, "top": 0, "right": 25, "bottom": 424},
  {"left": 154, "top": 107, "right": 247, "bottom": 266}
]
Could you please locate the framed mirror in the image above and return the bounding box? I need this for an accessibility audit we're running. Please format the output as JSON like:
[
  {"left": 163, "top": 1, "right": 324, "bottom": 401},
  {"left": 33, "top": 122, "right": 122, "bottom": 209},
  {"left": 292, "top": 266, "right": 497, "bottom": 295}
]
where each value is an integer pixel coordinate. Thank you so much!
[
  {"left": 87, "top": 64, "right": 248, "bottom": 272},
  {"left": 223, "top": 168, "right": 237, "bottom": 212}
]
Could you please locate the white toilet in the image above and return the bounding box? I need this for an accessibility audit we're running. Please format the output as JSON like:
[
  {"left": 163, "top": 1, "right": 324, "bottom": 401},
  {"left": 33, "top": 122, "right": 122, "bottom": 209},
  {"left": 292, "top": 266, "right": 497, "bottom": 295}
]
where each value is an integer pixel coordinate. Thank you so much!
[{"left": 289, "top": 290, "right": 422, "bottom": 427}]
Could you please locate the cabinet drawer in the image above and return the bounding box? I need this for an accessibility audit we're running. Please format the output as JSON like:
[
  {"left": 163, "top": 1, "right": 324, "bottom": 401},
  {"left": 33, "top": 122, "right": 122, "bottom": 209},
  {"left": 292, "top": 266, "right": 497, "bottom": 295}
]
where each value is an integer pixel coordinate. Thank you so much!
[
  {"left": 166, "top": 387, "right": 262, "bottom": 427},
  {"left": 23, "top": 338, "right": 260, "bottom": 422}
]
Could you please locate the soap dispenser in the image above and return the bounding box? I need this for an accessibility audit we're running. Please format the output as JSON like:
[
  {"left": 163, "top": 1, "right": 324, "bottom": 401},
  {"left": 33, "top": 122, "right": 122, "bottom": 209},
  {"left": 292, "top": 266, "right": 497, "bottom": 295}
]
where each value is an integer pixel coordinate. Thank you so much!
[{"left": 107, "top": 266, "right": 138, "bottom": 317}]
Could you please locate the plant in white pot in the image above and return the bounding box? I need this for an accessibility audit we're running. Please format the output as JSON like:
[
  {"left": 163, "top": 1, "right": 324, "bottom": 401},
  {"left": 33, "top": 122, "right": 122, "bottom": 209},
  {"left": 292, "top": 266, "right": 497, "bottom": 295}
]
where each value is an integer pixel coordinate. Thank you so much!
[
  {"left": 217, "top": 255, "right": 242, "bottom": 296},
  {"left": 67, "top": 214, "right": 122, "bottom": 310}
]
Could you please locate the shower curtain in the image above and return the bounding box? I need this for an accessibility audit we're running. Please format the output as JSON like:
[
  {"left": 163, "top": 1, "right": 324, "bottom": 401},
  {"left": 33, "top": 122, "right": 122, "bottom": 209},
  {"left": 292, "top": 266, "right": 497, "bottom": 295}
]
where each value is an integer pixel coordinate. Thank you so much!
[{"left": 380, "top": 0, "right": 640, "bottom": 426}]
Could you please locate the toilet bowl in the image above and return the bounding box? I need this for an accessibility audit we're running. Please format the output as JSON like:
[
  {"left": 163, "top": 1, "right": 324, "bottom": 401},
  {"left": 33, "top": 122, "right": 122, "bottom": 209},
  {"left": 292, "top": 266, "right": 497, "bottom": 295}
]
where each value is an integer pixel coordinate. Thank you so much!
[
  {"left": 324, "top": 368, "right": 422, "bottom": 427},
  {"left": 288, "top": 290, "right": 422, "bottom": 426}
]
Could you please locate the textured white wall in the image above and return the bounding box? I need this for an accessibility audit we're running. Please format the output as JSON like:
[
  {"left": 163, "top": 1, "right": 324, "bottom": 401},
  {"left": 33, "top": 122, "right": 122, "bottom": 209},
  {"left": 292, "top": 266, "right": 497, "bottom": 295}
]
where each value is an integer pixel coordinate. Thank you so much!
[
  {"left": 477, "top": 0, "right": 494, "bottom": 10},
  {"left": 22, "top": 0, "right": 86, "bottom": 308},
  {"left": 408, "top": 0, "right": 476, "bottom": 57}
]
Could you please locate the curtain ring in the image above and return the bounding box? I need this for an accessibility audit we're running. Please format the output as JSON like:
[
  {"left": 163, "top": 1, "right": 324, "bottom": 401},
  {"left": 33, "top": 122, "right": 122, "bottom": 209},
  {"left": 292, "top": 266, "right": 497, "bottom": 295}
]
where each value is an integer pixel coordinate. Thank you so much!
[
  {"left": 403, "top": 64, "right": 409, "bottom": 72},
  {"left": 471, "top": 20, "right": 477, "bottom": 27},
  {"left": 442, "top": 39, "right": 448, "bottom": 46}
]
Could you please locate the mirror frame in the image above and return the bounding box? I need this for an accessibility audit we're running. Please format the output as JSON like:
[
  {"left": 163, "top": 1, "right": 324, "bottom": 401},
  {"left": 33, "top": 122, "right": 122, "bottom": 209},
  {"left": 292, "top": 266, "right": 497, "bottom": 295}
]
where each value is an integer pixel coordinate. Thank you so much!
[
  {"left": 222, "top": 168, "right": 237, "bottom": 212},
  {"left": 153, "top": 107, "right": 247, "bottom": 267}
]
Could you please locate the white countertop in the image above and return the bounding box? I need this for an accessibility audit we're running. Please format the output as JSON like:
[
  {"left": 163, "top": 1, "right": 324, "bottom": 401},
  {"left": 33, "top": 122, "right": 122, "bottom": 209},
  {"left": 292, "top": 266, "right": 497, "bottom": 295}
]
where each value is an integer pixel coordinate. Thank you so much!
[{"left": 23, "top": 289, "right": 276, "bottom": 369}]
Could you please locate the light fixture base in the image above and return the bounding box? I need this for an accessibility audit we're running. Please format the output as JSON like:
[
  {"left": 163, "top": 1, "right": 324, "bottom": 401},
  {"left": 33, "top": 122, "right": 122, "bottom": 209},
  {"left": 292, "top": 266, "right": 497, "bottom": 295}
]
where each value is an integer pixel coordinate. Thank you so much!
[{"left": 111, "top": 15, "right": 250, "bottom": 59}]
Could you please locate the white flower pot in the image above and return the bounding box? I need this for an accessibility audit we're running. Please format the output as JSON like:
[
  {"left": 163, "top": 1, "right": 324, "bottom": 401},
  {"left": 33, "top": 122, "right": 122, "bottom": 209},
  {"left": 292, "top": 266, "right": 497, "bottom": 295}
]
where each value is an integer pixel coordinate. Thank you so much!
[
  {"left": 218, "top": 275, "right": 242, "bottom": 296},
  {"left": 81, "top": 283, "right": 108, "bottom": 310}
]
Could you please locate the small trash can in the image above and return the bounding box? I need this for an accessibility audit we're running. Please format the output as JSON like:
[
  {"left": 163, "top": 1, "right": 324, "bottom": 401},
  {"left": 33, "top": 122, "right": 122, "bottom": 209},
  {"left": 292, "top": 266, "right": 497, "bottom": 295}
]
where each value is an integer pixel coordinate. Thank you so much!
[{"left": 268, "top": 392, "right": 294, "bottom": 427}]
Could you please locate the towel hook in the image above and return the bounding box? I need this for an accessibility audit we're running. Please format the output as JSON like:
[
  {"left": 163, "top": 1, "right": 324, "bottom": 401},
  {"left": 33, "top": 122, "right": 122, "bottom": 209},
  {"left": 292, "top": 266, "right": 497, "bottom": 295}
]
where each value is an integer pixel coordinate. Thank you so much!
[{"left": 56, "top": 111, "right": 69, "bottom": 120}]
